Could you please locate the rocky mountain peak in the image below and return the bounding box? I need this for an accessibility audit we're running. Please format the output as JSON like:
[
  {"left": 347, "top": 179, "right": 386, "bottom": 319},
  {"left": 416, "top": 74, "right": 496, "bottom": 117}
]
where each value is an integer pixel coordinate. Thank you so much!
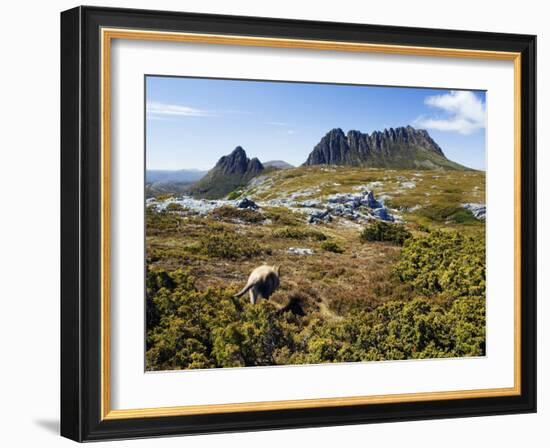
[
  {"left": 304, "top": 126, "right": 461, "bottom": 170},
  {"left": 215, "top": 146, "right": 264, "bottom": 175},
  {"left": 187, "top": 146, "right": 265, "bottom": 199}
]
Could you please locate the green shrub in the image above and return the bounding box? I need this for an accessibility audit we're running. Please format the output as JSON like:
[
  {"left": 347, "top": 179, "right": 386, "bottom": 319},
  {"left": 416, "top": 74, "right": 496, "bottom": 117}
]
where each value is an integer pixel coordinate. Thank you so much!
[
  {"left": 165, "top": 202, "right": 184, "bottom": 212},
  {"left": 263, "top": 207, "right": 301, "bottom": 226},
  {"left": 360, "top": 221, "right": 412, "bottom": 245},
  {"left": 145, "top": 206, "right": 181, "bottom": 235},
  {"left": 395, "top": 230, "right": 485, "bottom": 299},
  {"left": 195, "top": 231, "right": 266, "bottom": 259},
  {"left": 226, "top": 190, "right": 242, "bottom": 200},
  {"left": 417, "top": 205, "right": 477, "bottom": 224},
  {"left": 320, "top": 240, "right": 344, "bottom": 253},
  {"left": 415, "top": 223, "right": 431, "bottom": 233},
  {"left": 146, "top": 267, "right": 486, "bottom": 371},
  {"left": 289, "top": 297, "right": 485, "bottom": 364},
  {"left": 145, "top": 267, "right": 289, "bottom": 370},
  {"left": 448, "top": 209, "right": 477, "bottom": 224},
  {"left": 211, "top": 205, "right": 264, "bottom": 223},
  {"left": 272, "top": 226, "right": 327, "bottom": 241}
]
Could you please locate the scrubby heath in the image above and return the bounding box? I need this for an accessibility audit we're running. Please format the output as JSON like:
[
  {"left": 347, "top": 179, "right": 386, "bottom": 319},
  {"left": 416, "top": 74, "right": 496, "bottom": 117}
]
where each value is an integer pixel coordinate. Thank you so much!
[{"left": 145, "top": 166, "right": 486, "bottom": 371}]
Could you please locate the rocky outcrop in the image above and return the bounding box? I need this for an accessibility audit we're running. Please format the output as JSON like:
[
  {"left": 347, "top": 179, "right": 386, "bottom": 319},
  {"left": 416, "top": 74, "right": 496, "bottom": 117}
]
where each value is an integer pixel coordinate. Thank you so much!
[
  {"left": 307, "top": 189, "right": 396, "bottom": 224},
  {"left": 187, "top": 147, "right": 264, "bottom": 199},
  {"left": 236, "top": 198, "right": 258, "bottom": 209},
  {"left": 150, "top": 195, "right": 260, "bottom": 216},
  {"left": 463, "top": 203, "right": 486, "bottom": 220},
  {"left": 304, "top": 126, "right": 466, "bottom": 170},
  {"left": 287, "top": 247, "right": 314, "bottom": 255},
  {"left": 151, "top": 187, "right": 397, "bottom": 226}
]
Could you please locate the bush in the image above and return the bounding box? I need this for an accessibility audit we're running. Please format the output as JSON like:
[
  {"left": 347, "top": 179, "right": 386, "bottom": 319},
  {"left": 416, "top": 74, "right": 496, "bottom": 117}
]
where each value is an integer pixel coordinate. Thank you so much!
[
  {"left": 195, "top": 231, "right": 266, "bottom": 259},
  {"left": 320, "top": 240, "right": 344, "bottom": 253},
  {"left": 165, "top": 202, "right": 184, "bottom": 212},
  {"left": 289, "top": 297, "right": 485, "bottom": 364},
  {"left": 146, "top": 267, "right": 289, "bottom": 370},
  {"left": 272, "top": 227, "right": 327, "bottom": 241},
  {"left": 395, "top": 230, "right": 485, "bottom": 299},
  {"left": 146, "top": 267, "right": 486, "bottom": 371},
  {"left": 145, "top": 206, "right": 181, "bottom": 235},
  {"left": 263, "top": 207, "right": 302, "bottom": 226},
  {"left": 418, "top": 205, "right": 477, "bottom": 224},
  {"left": 211, "top": 205, "right": 264, "bottom": 223},
  {"left": 360, "top": 221, "right": 412, "bottom": 245},
  {"left": 448, "top": 209, "right": 477, "bottom": 224},
  {"left": 226, "top": 190, "right": 242, "bottom": 200}
]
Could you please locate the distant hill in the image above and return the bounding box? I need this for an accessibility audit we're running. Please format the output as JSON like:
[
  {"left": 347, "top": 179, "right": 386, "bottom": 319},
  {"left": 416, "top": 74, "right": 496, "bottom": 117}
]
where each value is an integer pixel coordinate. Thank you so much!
[
  {"left": 146, "top": 169, "right": 207, "bottom": 184},
  {"left": 145, "top": 169, "right": 207, "bottom": 198},
  {"left": 263, "top": 160, "right": 294, "bottom": 170},
  {"left": 187, "top": 146, "right": 264, "bottom": 199},
  {"left": 303, "top": 126, "right": 467, "bottom": 170}
]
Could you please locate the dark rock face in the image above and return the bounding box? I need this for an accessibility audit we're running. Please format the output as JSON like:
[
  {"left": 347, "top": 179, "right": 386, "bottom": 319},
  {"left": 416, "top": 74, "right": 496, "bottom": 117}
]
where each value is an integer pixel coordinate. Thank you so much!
[
  {"left": 216, "top": 147, "right": 264, "bottom": 176},
  {"left": 187, "top": 147, "right": 265, "bottom": 199},
  {"left": 304, "top": 126, "right": 464, "bottom": 170},
  {"left": 236, "top": 197, "right": 258, "bottom": 209},
  {"left": 306, "top": 128, "right": 350, "bottom": 165}
]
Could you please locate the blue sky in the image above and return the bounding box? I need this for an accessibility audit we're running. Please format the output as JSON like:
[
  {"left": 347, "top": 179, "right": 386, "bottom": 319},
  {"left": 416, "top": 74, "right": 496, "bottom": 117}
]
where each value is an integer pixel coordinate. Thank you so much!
[{"left": 146, "top": 76, "right": 486, "bottom": 171}]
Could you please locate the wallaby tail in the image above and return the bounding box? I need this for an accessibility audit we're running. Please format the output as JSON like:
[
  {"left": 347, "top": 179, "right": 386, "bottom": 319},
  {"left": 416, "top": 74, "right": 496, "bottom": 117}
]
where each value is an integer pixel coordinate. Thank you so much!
[{"left": 234, "top": 282, "right": 254, "bottom": 298}]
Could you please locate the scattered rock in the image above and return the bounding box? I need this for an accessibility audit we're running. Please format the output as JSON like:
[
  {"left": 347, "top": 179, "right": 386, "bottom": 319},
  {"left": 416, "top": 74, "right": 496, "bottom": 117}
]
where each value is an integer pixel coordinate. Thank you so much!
[
  {"left": 365, "top": 191, "right": 382, "bottom": 208},
  {"left": 360, "top": 181, "right": 383, "bottom": 190},
  {"left": 307, "top": 209, "right": 332, "bottom": 224},
  {"left": 298, "top": 199, "right": 323, "bottom": 208},
  {"left": 406, "top": 205, "right": 422, "bottom": 212},
  {"left": 400, "top": 181, "right": 416, "bottom": 189},
  {"left": 372, "top": 207, "right": 394, "bottom": 221},
  {"left": 156, "top": 196, "right": 220, "bottom": 215},
  {"left": 152, "top": 195, "right": 259, "bottom": 216},
  {"left": 287, "top": 188, "right": 322, "bottom": 200},
  {"left": 287, "top": 247, "right": 314, "bottom": 255},
  {"left": 152, "top": 187, "right": 397, "bottom": 226},
  {"left": 323, "top": 189, "right": 394, "bottom": 222},
  {"left": 236, "top": 197, "right": 258, "bottom": 209},
  {"left": 264, "top": 198, "right": 298, "bottom": 208},
  {"left": 463, "top": 203, "right": 486, "bottom": 220}
]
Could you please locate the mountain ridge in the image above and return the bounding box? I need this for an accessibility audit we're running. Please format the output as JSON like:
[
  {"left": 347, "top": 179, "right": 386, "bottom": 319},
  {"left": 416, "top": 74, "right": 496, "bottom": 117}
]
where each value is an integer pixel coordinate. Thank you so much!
[
  {"left": 303, "top": 126, "right": 467, "bottom": 170},
  {"left": 146, "top": 169, "right": 207, "bottom": 184}
]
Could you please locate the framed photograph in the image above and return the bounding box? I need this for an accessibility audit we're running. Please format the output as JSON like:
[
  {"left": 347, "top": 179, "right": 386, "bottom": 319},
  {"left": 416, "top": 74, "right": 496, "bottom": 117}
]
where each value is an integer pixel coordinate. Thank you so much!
[{"left": 61, "top": 6, "right": 536, "bottom": 442}]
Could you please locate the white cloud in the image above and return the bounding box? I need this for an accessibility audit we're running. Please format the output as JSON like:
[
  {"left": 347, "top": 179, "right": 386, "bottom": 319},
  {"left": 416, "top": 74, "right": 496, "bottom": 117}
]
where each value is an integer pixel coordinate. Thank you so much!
[
  {"left": 414, "top": 91, "right": 486, "bottom": 135},
  {"left": 146, "top": 101, "right": 215, "bottom": 118}
]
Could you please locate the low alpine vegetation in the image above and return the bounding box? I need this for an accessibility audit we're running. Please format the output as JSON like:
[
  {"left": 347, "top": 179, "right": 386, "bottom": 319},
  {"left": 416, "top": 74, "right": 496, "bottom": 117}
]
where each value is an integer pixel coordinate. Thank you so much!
[
  {"left": 145, "top": 267, "right": 486, "bottom": 370},
  {"left": 194, "top": 231, "right": 267, "bottom": 259},
  {"left": 395, "top": 230, "right": 486, "bottom": 300},
  {"left": 360, "top": 221, "right": 412, "bottom": 245},
  {"left": 211, "top": 205, "right": 264, "bottom": 223},
  {"left": 272, "top": 226, "right": 327, "bottom": 241},
  {"left": 320, "top": 240, "right": 344, "bottom": 253}
]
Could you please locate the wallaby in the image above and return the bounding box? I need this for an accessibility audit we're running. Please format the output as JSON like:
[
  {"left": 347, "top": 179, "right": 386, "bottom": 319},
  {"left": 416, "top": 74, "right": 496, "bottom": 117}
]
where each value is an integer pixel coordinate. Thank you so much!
[{"left": 234, "top": 265, "right": 281, "bottom": 304}]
